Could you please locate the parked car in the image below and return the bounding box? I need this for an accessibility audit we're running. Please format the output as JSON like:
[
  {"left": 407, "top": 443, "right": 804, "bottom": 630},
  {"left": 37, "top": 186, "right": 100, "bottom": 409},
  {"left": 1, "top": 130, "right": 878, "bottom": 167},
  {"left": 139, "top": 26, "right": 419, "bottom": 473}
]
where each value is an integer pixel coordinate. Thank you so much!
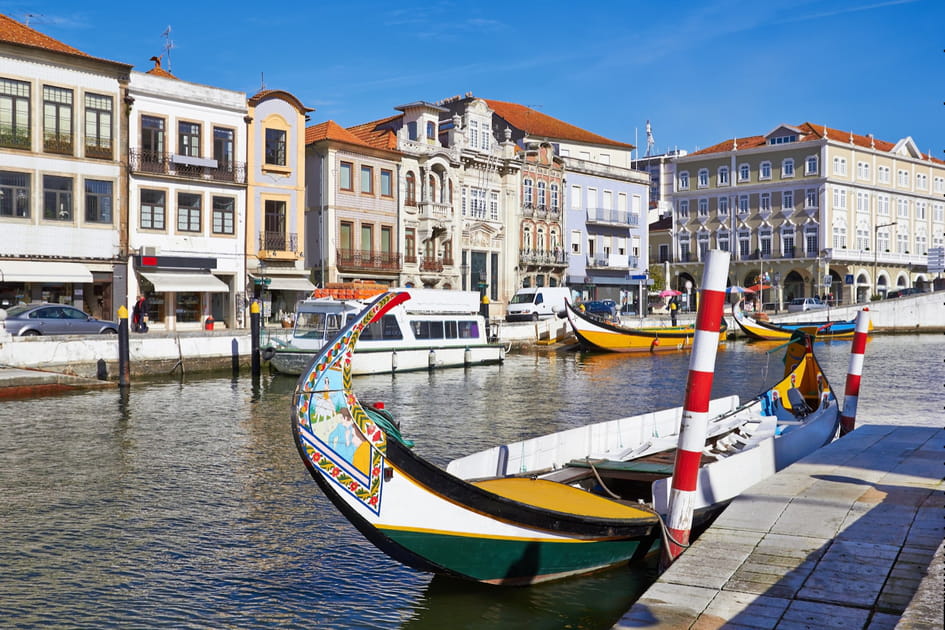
[
  {"left": 582, "top": 299, "right": 618, "bottom": 321},
  {"left": 0, "top": 303, "right": 118, "bottom": 336},
  {"left": 786, "top": 297, "right": 828, "bottom": 313},
  {"left": 885, "top": 287, "right": 926, "bottom": 299}
]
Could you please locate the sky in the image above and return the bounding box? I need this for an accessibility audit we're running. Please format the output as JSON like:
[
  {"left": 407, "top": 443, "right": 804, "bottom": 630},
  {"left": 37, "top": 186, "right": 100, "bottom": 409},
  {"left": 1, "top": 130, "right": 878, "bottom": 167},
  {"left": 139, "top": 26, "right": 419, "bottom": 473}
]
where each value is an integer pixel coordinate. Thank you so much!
[{"left": 2, "top": 0, "right": 942, "bottom": 158}]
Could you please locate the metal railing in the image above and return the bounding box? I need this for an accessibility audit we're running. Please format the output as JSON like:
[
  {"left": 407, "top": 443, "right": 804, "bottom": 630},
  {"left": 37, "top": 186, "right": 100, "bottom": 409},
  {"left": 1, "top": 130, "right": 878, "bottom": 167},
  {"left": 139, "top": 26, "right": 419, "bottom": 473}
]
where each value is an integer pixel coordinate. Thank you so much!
[
  {"left": 0, "top": 129, "right": 30, "bottom": 150},
  {"left": 44, "top": 133, "right": 73, "bottom": 155},
  {"left": 129, "top": 149, "right": 247, "bottom": 184},
  {"left": 337, "top": 249, "right": 402, "bottom": 271},
  {"left": 259, "top": 232, "right": 298, "bottom": 252}
]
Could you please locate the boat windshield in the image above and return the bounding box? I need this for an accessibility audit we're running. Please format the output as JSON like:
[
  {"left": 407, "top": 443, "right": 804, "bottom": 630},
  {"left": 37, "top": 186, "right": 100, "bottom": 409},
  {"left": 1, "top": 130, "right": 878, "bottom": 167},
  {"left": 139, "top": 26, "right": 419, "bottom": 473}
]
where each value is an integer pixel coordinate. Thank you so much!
[{"left": 294, "top": 311, "right": 347, "bottom": 340}]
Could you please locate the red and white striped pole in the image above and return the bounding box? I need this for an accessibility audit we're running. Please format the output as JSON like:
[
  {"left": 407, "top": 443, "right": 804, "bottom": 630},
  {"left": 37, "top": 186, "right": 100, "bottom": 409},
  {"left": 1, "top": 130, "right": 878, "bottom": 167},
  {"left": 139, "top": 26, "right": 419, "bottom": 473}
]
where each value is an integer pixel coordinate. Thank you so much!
[
  {"left": 662, "top": 249, "right": 730, "bottom": 568},
  {"left": 839, "top": 308, "right": 871, "bottom": 436}
]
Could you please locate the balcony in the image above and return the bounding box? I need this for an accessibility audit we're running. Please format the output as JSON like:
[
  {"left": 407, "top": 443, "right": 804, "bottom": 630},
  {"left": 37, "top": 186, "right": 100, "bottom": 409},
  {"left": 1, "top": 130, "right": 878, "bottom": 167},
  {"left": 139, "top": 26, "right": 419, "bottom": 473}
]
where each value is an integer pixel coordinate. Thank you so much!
[
  {"left": 418, "top": 201, "right": 452, "bottom": 220},
  {"left": 337, "top": 249, "right": 402, "bottom": 272},
  {"left": 259, "top": 231, "right": 298, "bottom": 252},
  {"left": 586, "top": 253, "right": 637, "bottom": 270},
  {"left": 419, "top": 257, "right": 444, "bottom": 273},
  {"left": 129, "top": 149, "right": 247, "bottom": 184},
  {"left": 0, "top": 128, "right": 30, "bottom": 150},
  {"left": 586, "top": 208, "right": 639, "bottom": 226},
  {"left": 519, "top": 249, "right": 567, "bottom": 267},
  {"left": 85, "top": 143, "right": 113, "bottom": 160},
  {"left": 44, "top": 132, "right": 73, "bottom": 155}
]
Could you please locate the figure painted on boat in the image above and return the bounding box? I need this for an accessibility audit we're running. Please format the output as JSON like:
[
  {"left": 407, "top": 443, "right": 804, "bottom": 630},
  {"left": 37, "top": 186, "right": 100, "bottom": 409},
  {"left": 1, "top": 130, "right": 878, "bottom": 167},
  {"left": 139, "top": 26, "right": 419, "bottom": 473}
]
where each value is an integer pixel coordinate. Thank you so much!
[{"left": 327, "top": 407, "right": 370, "bottom": 474}]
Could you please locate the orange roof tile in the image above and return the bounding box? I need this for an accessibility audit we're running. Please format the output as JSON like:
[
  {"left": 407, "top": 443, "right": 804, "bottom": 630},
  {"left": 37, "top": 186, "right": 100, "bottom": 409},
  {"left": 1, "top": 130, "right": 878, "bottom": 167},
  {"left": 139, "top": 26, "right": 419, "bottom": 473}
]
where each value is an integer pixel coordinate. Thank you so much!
[
  {"left": 691, "top": 122, "right": 942, "bottom": 164},
  {"left": 249, "top": 89, "right": 313, "bottom": 114},
  {"left": 346, "top": 115, "right": 401, "bottom": 151},
  {"left": 484, "top": 99, "right": 634, "bottom": 149},
  {"left": 305, "top": 120, "right": 376, "bottom": 147},
  {"left": 0, "top": 13, "right": 128, "bottom": 68}
]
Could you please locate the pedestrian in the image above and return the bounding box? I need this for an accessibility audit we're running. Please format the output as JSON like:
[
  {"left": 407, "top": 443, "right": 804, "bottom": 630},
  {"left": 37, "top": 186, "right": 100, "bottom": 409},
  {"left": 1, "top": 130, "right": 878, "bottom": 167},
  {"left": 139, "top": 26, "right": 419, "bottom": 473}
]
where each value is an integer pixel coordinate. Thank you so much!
[
  {"left": 132, "top": 295, "right": 148, "bottom": 333},
  {"left": 669, "top": 296, "right": 678, "bottom": 326}
]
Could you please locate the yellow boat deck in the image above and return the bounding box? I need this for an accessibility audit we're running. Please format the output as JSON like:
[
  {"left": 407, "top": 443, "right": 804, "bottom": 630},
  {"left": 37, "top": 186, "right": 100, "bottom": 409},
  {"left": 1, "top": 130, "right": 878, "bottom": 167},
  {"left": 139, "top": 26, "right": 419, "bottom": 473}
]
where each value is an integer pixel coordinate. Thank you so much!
[{"left": 472, "top": 477, "right": 655, "bottom": 520}]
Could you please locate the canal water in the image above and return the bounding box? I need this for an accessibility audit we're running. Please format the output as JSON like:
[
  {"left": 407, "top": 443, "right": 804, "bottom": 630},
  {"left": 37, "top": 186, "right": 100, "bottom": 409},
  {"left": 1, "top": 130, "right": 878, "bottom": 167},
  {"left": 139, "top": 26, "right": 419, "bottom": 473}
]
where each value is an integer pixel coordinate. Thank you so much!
[{"left": 0, "top": 334, "right": 940, "bottom": 629}]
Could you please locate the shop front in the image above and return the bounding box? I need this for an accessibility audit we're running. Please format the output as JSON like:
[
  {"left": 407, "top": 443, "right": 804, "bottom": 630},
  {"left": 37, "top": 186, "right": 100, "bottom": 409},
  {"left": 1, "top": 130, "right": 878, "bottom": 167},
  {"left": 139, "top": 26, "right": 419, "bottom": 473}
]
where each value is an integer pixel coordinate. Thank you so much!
[
  {"left": 0, "top": 260, "right": 95, "bottom": 311},
  {"left": 134, "top": 256, "right": 233, "bottom": 331}
]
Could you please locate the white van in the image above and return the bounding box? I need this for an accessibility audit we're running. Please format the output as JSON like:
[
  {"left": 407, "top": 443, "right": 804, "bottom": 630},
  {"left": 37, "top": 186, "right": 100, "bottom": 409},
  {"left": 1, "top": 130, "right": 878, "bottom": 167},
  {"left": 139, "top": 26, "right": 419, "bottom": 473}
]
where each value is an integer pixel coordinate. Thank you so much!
[{"left": 505, "top": 287, "right": 572, "bottom": 322}]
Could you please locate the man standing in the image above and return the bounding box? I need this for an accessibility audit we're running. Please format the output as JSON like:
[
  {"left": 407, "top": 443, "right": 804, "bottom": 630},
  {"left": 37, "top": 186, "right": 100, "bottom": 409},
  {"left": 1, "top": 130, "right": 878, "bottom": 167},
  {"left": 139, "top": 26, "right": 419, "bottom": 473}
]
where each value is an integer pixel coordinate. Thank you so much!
[
  {"left": 132, "top": 295, "right": 148, "bottom": 332},
  {"left": 669, "top": 296, "right": 678, "bottom": 326}
]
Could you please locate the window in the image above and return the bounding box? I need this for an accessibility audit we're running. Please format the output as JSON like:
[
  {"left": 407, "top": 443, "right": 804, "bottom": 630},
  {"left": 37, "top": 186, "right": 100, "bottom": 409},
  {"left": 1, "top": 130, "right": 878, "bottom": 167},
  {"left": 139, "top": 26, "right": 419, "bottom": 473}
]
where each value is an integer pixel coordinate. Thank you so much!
[
  {"left": 405, "top": 171, "right": 416, "bottom": 204},
  {"left": 805, "top": 156, "right": 818, "bottom": 175},
  {"left": 406, "top": 121, "right": 417, "bottom": 141},
  {"left": 832, "top": 224, "right": 847, "bottom": 249},
  {"left": 934, "top": 177, "right": 944, "bottom": 193},
  {"left": 570, "top": 185, "right": 581, "bottom": 209},
  {"left": 140, "top": 189, "right": 165, "bottom": 230},
  {"left": 935, "top": 203, "right": 945, "bottom": 223},
  {"left": 856, "top": 227, "right": 869, "bottom": 251},
  {"left": 43, "top": 175, "right": 72, "bottom": 221},
  {"left": 489, "top": 191, "right": 499, "bottom": 220},
  {"left": 856, "top": 191, "right": 869, "bottom": 213},
  {"left": 178, "top": 121, "right": 200, "bottom": 157},
  {"left": 570, "top": 229, "right": 582, "bottom": 254},
  {"left": 481, "top": 122, "right": 490, "bottom": 151},
  {"left": 264, "top": 200, "right": 286, "bottom": 248},
  {"left": 469, "top": 120, "right": 479, "bottom": 147},
  {"left": 380, "top": 169, "right": 393, "bottom": 197},
  {"left": 212, "top": 196, "right": 235, "bottom": 234},
  {"left": 805, "top": 188, "right": 818, "bottom": 208},
  {"left": 538, "top": 181, "right": 547, "bottom": 209},
  {"left": 43, "top": 85, "right": 73, "bottom": 154},
  {"left": 0, "top": 171, "right": 30, "bottom": 217},
  {"left": 878, "top": 165, "right": 890, "bottom": 183},
  {"left": 718, "top": 196, "right": 728, "bottom": 215},
  {"left": 718, "top": 231, "right": 729, "bottom": 252},
  {"left": 469, "top": 187, "right": 486, "bottom": 218},
  {"left": 915, "top": 200, "right": 926, "bottom": 220},
  {"left": 177, "top": 192, "right": 201, "bottom": 232},
  {"left": 857, "top": 161, "right": 870, "bottom": 180},
  {"left": 426, "top": 121, "right": 436, "bottom": 140},
  {"left": 769, "top": 134, "right": 796, "bottom": 145},
  {"left": 361, "top": 224, "right": 373, "bottom": 251},
  {"left": 916, "top": 173, "right": 928, "bottom": 190},
  {"left": 760, "top": 227, "right": 772, "bottom": 257},
  {"left": 804, "top": 226, "right": 818, "bottom": 256},
  {"left": 84, "top": 179, "right": 112, "bottom": 223},
  {"left": 0, "top": 78, "right": 30, "bottom": 149},
  {"left": 697, "top": 168, "right": 708, "bottom": 188},
  {"left": 698, "top": 198, "right": 708, "bottom": 216},
  {"left": 896, "top": 198, "right": 909, "bottom": 218},
  {"left": 897, "top": 169, "right": 909, "bottom": 186},
  {"left": 339, "top": 161, "right": 353, "bottom": 191},
  {"left": 876, "top": 230, "right": 890, "bottom": 252},
  {"left": 523, "top": 178, "right": 533, "bottom": 206},
  {"left": 738, "top": 164, "right": 750, "bottom": 181},
  {"left": 550, "top": 184, "right": 559, "bottom": 210},
  {"left": 760, "top": 192, "right": 771, "bottom": 212},
  {"left": 142, "top": 115, "right": 165, "bottom": 154},
  {"left": 782, "top": 227, "right": 795, "bottom": 257},
  {"left": 360, "top": 165, "right": 373, "bottom": 194},
  {"left": 213, "top": 127, "right": 234, "bottom": 169},
  {"left": 698, "top": 232, "right": 709, "bottom": 259},
  {"left": 678, "top": 171, "right": 689, "bottom": 190},
  {"left": 832, "top": 157, "right": 847, "bottom": 175},
  {"left": 877, "top": 194, "right": 890, "bottom": 216},
  {"left": 84, "top": 93, "right": 112, "bottom": 159},
  {"left": 265, "top": 128, "right": 286, "bottom": 166},
  {"left": 738, "top": 194, "right": 749, "bottom": 214},
  {"left": 718, "top": 166, "right": 729, "bottom": 186},
  {"left": 783, "top": 190, "right": 794, "bottom": 211},
  {"left": 679, "top": 199, "right": 689, "bottom": 218},
  {"left": 381, "top": 226, "right": 392, "bottom": 253},
  {"left": 738, "top": 229, "right": 750, "bottom": 258},
  {"left": 404, "top": 227, "right": 415, "bottom": 261},
  {"left": 339, "top": 221, "right": 353, "bottom": 250},
  {"left": 782, "top": 158, "right": 794, "bottom": 177},
  {"left": 897, "top": 232, "right": 908, "bottom": 254},
  {"left": 832, "top": 188, "right": 846, "bottom": 210},
  {"left": 760, "top": 161, "right": 771, "bottom": 179}
]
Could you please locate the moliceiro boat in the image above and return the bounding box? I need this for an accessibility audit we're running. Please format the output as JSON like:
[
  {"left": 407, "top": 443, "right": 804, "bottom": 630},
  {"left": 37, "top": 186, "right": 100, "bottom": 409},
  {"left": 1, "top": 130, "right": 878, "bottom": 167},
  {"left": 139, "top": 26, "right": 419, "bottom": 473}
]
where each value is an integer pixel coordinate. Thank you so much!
[
  {"left": 268, "top": 288, "right": 504, "bottom": 375},
  {"left": 564, "top": 300, "right": 728, "bottom": 353},
  {"left": 731, "top": 300, "right": 873, "bottom": 341},
  {"left": 293, "top": 292, "right": 855, "bottom": 585}
]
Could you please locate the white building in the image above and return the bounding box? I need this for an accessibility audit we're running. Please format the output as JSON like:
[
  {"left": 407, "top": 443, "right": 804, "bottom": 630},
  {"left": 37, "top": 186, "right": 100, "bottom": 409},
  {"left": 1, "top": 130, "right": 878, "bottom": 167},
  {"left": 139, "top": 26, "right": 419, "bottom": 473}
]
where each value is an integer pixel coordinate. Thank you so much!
[
  {"left": 0, "top": 14, "right": 131, "bottom": 318},
  {"left": 125, "top": 59, "right": 248, "bottom": 330}
]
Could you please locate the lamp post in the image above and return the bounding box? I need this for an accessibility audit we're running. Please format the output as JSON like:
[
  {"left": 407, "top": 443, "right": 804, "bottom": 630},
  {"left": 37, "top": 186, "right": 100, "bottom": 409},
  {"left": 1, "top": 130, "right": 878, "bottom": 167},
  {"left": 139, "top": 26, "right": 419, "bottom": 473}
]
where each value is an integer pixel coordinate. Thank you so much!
[{"left": 873, "top": 222, "right": 896, "bottom": 298}]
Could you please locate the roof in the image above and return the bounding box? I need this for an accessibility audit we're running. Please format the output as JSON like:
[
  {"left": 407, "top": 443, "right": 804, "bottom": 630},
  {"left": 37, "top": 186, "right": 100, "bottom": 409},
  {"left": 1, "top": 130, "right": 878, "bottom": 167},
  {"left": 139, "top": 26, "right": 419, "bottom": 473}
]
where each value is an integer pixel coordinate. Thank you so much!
[
  {"left": 690, "top": 122, "right": 943, "bottom": 165},
  {"left": 0, "top": 13, "right": 129, "bottom": 68},
  {"left": 346, "top": 115, "right": 401, "bottom": 151},
  {"left": 249, "top": 89, "right": 314, "bottom": 114},
  {"left": 305, "top": 120, "right": 377, "bottom": 148},
  {"left": 145, "top": 57, "right": 177, "bottom": 79},
  {"left": 483, "top": 99, "right": 635, "bottom": 150}
]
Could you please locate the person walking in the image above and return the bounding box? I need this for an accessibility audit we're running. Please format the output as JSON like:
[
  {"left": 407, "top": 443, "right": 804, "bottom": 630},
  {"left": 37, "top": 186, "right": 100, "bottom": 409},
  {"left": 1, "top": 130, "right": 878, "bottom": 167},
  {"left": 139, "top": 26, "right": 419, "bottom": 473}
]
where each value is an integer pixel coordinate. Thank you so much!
[
  {"left": 669, "top": 297, "right": 678, "bottom": 326},
  {"left": 132, "top": 295, "right": 148, "bottom": 333}
]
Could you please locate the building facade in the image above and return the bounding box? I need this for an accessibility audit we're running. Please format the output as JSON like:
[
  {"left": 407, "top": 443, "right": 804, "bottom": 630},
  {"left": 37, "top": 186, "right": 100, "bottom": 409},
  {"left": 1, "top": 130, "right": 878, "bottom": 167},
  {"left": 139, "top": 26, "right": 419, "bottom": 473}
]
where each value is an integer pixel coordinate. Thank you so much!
[
  {"left": 125, "top": 59, "right": 248, "bottom": 330},
  {"left": 670, "top": 123, "right": 944, "bottom": 308},
  {"left": 0, "top": 15, "right": 131, "bottom": 317},
  {"left": 246, "top": 89, "right": 312, "bottom": 324}
]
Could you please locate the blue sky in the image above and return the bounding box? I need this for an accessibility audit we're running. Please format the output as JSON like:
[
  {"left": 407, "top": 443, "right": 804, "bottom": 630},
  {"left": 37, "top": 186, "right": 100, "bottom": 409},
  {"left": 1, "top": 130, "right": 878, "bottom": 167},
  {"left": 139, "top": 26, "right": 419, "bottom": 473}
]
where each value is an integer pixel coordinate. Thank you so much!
[{"left": 2, "top": 0, "right": 941, "bottom": 157}]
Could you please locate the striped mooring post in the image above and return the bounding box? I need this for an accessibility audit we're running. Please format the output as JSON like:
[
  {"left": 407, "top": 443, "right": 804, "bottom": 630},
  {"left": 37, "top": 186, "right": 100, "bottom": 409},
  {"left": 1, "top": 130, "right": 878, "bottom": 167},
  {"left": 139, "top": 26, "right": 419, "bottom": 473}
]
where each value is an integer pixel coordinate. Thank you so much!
[
  {"left": 662, "top": 249, "right": 730, "bottom": 568},
  {"left": 839, "top": 308, "right": 871, "bottom": 436}
]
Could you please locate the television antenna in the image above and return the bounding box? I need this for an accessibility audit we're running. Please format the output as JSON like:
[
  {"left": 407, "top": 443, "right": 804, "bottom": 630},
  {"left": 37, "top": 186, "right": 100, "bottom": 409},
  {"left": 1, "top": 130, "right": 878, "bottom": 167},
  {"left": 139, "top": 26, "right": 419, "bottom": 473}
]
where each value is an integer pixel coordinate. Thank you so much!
[
  {"left": 160, "top": 25, "right": 175, "bottom": 73},
  {"left": 23, "top": 13, "right": 47, "bottom": 27}
]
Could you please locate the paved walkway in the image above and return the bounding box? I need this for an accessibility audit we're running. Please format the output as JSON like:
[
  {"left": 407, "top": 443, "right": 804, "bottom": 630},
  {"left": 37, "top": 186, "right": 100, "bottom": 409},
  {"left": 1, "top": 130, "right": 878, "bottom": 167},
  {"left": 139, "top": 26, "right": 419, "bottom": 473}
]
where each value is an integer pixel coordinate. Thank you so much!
[{"left": 614, "top": 424, "right": 944, "bottom": 630}]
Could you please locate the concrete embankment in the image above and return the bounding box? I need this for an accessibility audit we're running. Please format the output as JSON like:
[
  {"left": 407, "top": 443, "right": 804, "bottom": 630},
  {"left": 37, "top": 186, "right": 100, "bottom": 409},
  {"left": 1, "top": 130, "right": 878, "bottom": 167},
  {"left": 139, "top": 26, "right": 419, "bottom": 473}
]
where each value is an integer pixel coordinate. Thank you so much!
[{"left": 613, "top": 424, "right": 943, "bottom": 630}]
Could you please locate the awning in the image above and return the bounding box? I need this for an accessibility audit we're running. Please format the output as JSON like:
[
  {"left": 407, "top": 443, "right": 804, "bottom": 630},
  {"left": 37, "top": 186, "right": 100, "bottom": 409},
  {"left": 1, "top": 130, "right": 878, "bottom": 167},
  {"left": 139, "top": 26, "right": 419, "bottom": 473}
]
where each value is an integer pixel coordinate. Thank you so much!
[
  {"left": 140, "top": 272, "right": 229, "bottom": 293},
  {"left": 250, "top": 274, "right": 315, "bottom": 292},
  {"left": 0, "top": 260, "right": 94, "bottom": 284}
]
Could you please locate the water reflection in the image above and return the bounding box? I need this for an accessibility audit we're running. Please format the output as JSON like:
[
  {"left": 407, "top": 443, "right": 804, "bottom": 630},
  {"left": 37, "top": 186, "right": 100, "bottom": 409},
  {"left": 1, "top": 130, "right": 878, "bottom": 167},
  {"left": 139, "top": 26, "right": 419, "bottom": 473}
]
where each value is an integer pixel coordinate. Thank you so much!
[{"left": 0, "top": 334, "right": 939, "bottom": 628}]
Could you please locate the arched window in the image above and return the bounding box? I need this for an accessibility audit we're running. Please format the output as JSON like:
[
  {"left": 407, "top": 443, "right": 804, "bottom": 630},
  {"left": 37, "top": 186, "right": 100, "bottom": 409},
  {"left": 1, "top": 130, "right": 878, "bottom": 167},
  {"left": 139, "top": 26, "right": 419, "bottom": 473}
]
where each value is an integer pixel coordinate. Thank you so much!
[
  {"left": 537, "top": 226, "right": 546, "bottom": 252},
  {"left": 405, "top": 172, "right": 417, "bottom": 205},
  {"left": 426, "top": 121, "right": 436, "bottom": 140},
  {"left": 428, "top": 173, "right": 437, "bottom": 203},
  {"left": 522, "top": 225, "right": 533, "bottom": 251}
]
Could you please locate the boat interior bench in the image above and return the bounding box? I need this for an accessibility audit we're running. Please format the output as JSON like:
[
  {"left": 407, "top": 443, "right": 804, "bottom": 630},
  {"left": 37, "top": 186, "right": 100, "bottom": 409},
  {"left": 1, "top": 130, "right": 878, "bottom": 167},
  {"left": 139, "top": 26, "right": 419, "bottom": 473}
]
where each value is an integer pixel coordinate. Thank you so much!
[{"left": 471, "top": 477, "right": 655, "bottom": 520}]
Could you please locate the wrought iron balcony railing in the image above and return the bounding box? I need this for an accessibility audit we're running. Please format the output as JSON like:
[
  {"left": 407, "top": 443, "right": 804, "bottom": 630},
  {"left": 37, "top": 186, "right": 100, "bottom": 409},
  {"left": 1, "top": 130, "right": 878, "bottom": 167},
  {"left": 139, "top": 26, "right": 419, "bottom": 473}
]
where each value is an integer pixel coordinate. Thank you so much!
[
  {"left": 337, "top": 249, "right": 402, "bottom": 272},
  {"left": 44, "top": 133, "right": 73, "bottom": 155},
  {"left": 259, "top": 232, "right": 298, "bottom": 252},
  {"left": 0, "top": 129, "right": 30, "bottom": 150},
  {"left": 129, "top": 149, "right": 247, "bottom": 184}
]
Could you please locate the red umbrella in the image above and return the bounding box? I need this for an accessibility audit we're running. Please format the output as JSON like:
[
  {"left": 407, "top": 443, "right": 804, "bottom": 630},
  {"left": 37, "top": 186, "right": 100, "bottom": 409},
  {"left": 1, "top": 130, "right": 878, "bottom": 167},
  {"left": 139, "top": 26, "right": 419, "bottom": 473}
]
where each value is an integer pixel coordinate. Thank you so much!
[
  {"left": 659, "top": 289, "right": 682, "bottom": 297},
  {"left": 746, "top": 283, "right": 771, "bottom": 293}
]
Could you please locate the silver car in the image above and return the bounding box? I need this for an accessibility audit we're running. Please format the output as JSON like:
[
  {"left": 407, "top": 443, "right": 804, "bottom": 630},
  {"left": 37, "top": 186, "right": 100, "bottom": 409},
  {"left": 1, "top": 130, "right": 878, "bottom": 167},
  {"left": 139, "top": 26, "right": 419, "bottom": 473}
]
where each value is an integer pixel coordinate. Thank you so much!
[
  {"left": 786, "top": 297, "right": 828, "bottom": 313},
  {"left": 0, "top": 303, "right": 118, "bottom": 336}
]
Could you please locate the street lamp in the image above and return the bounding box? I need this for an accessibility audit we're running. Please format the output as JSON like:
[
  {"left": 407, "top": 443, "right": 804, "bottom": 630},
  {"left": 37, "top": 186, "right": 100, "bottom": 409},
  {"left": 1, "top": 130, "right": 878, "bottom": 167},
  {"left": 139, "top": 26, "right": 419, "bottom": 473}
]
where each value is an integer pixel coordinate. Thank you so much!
[{"left": 873, "top": 222, "right": 896, "bottom": 298}]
